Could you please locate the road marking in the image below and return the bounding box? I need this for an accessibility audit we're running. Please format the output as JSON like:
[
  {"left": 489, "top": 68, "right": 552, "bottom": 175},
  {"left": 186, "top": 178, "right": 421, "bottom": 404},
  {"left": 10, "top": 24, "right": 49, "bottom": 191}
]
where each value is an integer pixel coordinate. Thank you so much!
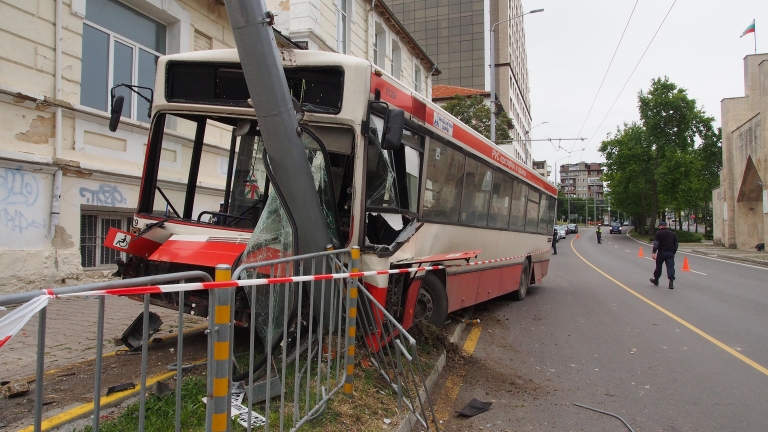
[
  {"left": 570, "top": 237, "right": 768, "bottom": 378},
  {"left": 435, "top": 325, "right": 483, "bottom": 420},
  {"left": 691, "top": 270, "right": 707, "bottom": 275},
  {"left": 625, "top": 250, "right": 631, "bottom": 253}
]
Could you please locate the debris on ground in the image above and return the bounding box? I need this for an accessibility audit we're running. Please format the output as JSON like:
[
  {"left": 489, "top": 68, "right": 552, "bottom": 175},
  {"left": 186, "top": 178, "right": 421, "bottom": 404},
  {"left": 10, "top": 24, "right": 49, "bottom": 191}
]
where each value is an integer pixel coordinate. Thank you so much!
[
  {"left": 1, "top": 380, "right": 30, "bottom": 398},
  {"left": 456, "top": 398, "right": 493, "bottom": 417}
]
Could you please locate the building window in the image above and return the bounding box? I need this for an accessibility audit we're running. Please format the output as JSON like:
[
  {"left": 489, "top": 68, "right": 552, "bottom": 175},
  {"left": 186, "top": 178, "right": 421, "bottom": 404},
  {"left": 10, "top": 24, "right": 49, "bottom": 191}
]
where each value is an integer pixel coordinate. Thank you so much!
[
  {"left": 336, "top": 0, "right": 347, "bottom": 54},
  {"left": 414, "top": 65, "right": 422, "bottom": 93},
  {"left": 81, "top": 0, "right": 166, "bottom": 124},
  {"left": 391, "top": 40, "right": 402, "bottom": 80},
  {"left": 80, "top": 213, "right": 132, "bottom": 268},
  {"left": 374, "top": 23, "right": 386, "bottom": 68}
]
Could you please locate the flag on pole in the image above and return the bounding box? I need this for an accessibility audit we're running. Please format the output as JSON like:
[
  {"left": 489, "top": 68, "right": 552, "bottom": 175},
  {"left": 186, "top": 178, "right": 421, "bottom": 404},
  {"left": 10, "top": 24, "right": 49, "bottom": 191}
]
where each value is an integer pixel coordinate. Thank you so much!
[{"left": 741, "top": 19, "right": 755, "bottom": 37}]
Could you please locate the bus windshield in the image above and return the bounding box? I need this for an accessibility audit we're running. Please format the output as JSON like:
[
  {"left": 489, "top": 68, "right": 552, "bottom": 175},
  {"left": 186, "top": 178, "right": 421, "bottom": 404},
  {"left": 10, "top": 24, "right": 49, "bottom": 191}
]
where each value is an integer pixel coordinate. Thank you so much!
[{"left": 139, "top": 112, "right": 350, "bottom": 257}]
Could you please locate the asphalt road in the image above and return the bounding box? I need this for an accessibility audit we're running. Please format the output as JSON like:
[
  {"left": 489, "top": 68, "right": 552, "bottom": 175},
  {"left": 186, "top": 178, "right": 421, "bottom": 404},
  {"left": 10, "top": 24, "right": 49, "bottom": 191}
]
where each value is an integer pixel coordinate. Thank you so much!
[{"left": 430, "top": 227, "right": 768, "bottom": 431}]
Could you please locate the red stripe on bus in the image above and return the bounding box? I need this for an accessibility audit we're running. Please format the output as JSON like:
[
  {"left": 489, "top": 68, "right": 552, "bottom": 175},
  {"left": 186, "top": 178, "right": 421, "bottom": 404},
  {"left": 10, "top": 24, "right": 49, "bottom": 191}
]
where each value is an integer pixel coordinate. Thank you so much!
[{"left": 370, "top": 73, "right": 557, "bottom": 196}]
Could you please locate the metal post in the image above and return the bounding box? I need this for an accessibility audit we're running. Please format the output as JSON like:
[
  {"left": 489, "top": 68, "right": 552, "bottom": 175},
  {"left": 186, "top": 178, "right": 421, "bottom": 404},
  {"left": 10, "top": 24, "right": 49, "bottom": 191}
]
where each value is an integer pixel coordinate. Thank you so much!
[
  {"left": 175, "top": 290, "right": 185, "bottom": 432},
  {"left": 92, "top": 296, "right": 105, "bottom": 432},
  {"left": 489, "top": 26, "right": 496, "bottom": 143},
  {"left": 138, "top": 295, "right": 150, "bottom": 431},
  {"left": 206, "top": 264, "right": 234, "bottom": 432},
  {"left": 33, "top": 307, "right": 46, "bottom": 432},
  {"left": 343, "top": 247, "right": 360, "bottom": 397}
]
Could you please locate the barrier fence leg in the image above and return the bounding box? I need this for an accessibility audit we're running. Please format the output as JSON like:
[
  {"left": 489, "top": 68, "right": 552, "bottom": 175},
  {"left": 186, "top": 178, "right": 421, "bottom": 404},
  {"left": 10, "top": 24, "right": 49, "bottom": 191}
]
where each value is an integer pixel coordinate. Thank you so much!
[
  {"left": 343, "top": 247, "right": 360, "bottom": 397},
  {"left": 206, "top": 265, "right": 234, "bottom": 432},
  {"left": 33, "top": 306, "right": 46, "bottom": 432}
]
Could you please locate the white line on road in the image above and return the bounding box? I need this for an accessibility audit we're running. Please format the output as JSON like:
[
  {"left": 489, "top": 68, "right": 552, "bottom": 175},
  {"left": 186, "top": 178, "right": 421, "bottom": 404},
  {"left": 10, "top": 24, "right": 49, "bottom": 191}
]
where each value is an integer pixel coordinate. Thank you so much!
[
  {"left": 690, "top": 270, "right": 707, "bottom": 275},
  {"left": 625, "top": 250, "right": 631, "bottom": 253}
]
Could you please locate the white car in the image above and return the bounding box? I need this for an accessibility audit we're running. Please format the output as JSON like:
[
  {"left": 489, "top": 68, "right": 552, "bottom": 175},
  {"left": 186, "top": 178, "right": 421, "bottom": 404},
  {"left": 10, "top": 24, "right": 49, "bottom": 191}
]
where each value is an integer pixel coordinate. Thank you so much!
[{"left": 556, "top": 225, "right": 567, "bottom": 239}]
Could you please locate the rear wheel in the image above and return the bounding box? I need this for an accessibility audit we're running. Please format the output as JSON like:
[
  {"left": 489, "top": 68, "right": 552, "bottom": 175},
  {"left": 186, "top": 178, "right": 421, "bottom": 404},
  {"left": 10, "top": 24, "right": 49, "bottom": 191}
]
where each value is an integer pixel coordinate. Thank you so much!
[
  {"left": 515, "top": 261, "right": 530, "bottom": 301},
  {"left": 414, "top": 273, "right": 448, "bottom": 327}
]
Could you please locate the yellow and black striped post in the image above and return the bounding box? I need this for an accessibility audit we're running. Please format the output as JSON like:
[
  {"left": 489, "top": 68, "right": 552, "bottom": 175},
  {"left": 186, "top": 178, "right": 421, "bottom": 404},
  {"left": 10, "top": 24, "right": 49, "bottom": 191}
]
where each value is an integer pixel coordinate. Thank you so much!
[
  {"left": 343, "top": 246, "right": 360, "bottom": 397},
  {"left": 206, "top": 264, "right": 234, "bottom": 432}
]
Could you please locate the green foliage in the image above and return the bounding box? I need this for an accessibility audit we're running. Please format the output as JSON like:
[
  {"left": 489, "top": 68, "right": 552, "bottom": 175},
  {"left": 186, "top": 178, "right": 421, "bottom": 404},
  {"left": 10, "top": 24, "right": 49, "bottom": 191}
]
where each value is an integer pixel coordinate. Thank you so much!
[
  {"left": 672, "top": 229, "right": 702, "bottom": 243},
  {"left": 441, "top": 94, "right": 513, "bottom": 142},
  {"left": 599, "top": 77, "right": 721, "bottom": 235}
]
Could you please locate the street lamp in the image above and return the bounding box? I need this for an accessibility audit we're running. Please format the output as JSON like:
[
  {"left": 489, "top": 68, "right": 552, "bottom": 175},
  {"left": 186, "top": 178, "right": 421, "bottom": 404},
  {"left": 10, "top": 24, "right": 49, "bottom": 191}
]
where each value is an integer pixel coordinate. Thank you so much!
[
  {"left": 554, "top": 155, "right": 569, "bottom": 222},
  {"left": 490, "top": 8, "right": 544, "bottom": 143}
]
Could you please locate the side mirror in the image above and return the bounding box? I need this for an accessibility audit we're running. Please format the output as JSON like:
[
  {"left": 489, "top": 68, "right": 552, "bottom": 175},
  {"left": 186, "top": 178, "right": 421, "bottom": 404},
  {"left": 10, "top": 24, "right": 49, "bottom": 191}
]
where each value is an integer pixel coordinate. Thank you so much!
[
  {"left": 109, "top": 95, "right": 124, "bottom": 132},
  {"left": 381, "top": 107, "right": 404, "bottom": 151}
]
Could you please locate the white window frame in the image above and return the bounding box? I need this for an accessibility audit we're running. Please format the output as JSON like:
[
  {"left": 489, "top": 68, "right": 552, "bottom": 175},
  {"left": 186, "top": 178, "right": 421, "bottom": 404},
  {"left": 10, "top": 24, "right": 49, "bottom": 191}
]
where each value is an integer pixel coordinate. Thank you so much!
[
  {"left": 391, "top": 39, "right": 402, "bottom": 80},
  {"left": 374, "top": 23, "right": 387, "bottom": 68},
  {"left": 414, "top": 64, "right": 422, "bottom": 93},
  {"left": 82, "top": 19, "right": 164, "bottom": 121},
  {"left": 336, "top": 0, "right": 347, "bottom": 54}
]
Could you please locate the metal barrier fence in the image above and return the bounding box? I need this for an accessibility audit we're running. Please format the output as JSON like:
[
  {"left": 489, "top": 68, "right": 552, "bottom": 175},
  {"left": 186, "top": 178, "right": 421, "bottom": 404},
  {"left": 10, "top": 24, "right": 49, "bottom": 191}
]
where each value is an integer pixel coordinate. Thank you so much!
[
  {"left": 0, "top": 247, "right": 438, "bottom": 431},
  {"left": 0, "top": 271, "right": 213, "bottom": 432}
]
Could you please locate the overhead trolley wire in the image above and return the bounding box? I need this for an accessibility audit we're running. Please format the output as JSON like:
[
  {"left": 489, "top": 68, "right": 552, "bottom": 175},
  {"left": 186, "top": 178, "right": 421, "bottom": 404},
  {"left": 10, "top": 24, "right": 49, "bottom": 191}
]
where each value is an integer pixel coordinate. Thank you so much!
[
  {"left": 580, "top": 0, "right": 678, "bottom": 160},
  {"left": 571, "top": 0, "right": 640, "bottom": 154}
]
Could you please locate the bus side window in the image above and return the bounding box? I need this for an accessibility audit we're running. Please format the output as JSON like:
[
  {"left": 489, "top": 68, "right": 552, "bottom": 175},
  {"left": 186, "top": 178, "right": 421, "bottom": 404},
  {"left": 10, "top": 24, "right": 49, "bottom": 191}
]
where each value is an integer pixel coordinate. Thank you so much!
[
  {"left": 526, "top": 190, "right": 540, "bottom": 232},
  {"left": 459, "top": 158, "right": 492, "bottom": 226},
  {"left": 489, "top": 170, "right": 513, "bottom": 229},
  {"left": 509, "top": 180, "right": 528, "bottom": 231},
  {"left": 422, "top": 141, "right": 465, "bottom": 222}
]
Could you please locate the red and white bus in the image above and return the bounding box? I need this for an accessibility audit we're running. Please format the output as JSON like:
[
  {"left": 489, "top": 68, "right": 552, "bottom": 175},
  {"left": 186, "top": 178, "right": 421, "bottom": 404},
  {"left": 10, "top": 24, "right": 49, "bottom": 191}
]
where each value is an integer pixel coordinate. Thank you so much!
[{"left": 106, "top": 48, "right": 557, "bottom": 329}]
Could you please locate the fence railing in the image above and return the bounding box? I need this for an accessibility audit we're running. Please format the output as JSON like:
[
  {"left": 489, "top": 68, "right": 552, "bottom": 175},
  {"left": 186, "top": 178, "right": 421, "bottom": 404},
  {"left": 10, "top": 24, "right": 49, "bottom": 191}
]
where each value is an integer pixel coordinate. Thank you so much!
[{"left": 0, "top": 247, "right": 438, "bottom": 431}]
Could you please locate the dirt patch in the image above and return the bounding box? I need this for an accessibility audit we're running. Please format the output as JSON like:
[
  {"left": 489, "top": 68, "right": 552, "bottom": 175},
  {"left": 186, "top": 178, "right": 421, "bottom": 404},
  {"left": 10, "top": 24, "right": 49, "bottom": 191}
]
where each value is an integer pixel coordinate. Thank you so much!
[{"left": 0, "top": 332, "right": 208, "bottom": 430}]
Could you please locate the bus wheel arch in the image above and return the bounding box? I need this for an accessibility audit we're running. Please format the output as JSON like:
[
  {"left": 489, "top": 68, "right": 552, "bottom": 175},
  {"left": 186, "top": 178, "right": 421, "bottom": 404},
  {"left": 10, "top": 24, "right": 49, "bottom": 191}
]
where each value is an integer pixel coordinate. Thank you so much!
[{"left": 414, "top": 270, "right": 448, "bottom": 327}]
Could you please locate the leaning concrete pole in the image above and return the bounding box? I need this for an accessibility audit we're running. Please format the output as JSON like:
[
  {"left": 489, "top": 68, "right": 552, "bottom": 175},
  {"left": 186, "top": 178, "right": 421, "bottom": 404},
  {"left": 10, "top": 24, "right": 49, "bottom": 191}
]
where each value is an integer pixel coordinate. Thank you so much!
[{"left": 223, "top": 0, "right": 332, "bottom": 255}]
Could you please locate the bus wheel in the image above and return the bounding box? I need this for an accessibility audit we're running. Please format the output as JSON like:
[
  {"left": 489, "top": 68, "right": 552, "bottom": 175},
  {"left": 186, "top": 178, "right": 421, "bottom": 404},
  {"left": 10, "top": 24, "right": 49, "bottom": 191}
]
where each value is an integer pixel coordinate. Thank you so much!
[
  {"left": 515, "top": 261, "right": 530, "bottom": 301},
  {"left": 414, "top": 273, "right": 448, "bottom": 327}
]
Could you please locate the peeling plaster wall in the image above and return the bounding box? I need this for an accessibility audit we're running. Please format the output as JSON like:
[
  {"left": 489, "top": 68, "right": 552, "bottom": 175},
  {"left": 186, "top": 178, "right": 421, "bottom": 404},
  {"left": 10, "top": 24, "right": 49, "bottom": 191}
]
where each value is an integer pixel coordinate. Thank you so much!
[{"left": 0, "top": 0, "right": 235, "bottom": 294}]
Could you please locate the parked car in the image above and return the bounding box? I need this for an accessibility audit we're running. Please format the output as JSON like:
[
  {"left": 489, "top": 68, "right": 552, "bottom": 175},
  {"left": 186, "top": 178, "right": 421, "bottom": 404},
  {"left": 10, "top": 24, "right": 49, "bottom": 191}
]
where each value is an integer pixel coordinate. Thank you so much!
[
  {"left": 609, "top": 222, "right": 622, "bottom": 234},
  {"left": 622, "top": 221, "right": 629, "bottom": 226},
  {"left": 567, "top": 223, "right": 578, "bottom": 234},
  {"left": 556, "top": 225, "right": 567, "bottom": 239}
]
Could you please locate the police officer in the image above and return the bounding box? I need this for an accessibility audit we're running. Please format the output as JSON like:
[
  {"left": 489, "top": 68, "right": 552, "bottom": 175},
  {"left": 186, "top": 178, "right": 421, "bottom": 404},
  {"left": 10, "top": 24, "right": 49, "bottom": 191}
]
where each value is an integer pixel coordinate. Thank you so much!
[
  {"left": 650, "top": 221, "right": 679, "bottom": 289},
  {"left": 596, "top": 224, "right": 602, "bottom": 244}
]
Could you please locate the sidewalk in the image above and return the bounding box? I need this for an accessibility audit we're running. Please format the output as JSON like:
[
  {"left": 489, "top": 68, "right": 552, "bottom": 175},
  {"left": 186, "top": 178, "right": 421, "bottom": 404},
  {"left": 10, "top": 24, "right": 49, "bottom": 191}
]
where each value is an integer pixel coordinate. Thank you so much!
[{"left": 1, "top": 296, "right": 206, "bottom": 382}]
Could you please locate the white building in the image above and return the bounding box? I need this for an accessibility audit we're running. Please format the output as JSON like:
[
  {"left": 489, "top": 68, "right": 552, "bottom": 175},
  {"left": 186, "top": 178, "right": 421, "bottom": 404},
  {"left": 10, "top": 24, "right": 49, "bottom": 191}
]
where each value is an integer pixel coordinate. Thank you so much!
[{"left": 0, "top": 0, "right": 437, "bottom": 294}]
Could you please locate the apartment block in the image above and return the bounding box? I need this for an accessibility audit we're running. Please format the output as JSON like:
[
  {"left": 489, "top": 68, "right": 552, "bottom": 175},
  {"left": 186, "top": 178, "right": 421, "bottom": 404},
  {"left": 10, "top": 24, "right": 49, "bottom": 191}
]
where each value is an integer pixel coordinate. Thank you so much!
[{"left": 559, "top": 162, "right": 604, "bottom": 199}]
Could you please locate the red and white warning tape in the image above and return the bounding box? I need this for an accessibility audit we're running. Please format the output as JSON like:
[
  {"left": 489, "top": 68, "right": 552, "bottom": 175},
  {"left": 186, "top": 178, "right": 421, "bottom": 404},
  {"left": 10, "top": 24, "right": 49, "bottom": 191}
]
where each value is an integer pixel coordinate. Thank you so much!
[{"left": 0, "top": 249, "right": 549, "bottom": 349}]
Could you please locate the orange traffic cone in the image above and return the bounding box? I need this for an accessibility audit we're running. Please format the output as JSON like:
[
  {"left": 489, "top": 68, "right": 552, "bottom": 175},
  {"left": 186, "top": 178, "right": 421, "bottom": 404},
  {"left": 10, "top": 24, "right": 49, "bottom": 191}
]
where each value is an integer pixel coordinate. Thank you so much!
[
  {"left": 638, "top": 248, "right": 644, "bottom": 258},
  {"left": 682, "top": 256, "right": 691, "bottom": 271},
  {"left": 576, "top": 233, "right": 580, "bottom": 239}
]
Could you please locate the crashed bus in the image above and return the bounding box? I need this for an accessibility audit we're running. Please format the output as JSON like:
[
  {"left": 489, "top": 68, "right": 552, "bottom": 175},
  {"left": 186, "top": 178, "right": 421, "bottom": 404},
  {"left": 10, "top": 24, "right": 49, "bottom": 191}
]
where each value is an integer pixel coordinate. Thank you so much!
[{"left": 104, "top": 48, "right": 557, "bottom": 331}]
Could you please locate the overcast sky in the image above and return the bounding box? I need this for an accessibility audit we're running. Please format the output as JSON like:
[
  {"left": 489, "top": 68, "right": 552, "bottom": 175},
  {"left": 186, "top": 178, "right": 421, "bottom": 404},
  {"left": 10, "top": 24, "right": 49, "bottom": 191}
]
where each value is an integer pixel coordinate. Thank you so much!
[{"left": 522, "top": 0, "right": 766, "bottom": 183}]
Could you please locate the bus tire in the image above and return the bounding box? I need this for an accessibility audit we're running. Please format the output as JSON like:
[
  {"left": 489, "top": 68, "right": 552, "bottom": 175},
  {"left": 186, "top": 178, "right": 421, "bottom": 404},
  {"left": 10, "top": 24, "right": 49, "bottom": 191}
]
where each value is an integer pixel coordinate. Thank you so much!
[
  {"left": 515, "top": 261, "right": 530, "bottom": 301},
  {"left": 416, "top": 273, "right": 448, "bottom": 327}
]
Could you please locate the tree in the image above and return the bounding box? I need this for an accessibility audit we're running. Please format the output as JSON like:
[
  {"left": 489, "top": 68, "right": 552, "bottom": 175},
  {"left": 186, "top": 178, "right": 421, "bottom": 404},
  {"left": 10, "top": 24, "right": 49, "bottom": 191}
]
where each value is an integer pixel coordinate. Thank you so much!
[
  {"left": 442, "top": 94, "right": 513, "bottom": 142},
  {"left": 599, "top": 77, "right": 721, "bottom": 235}
]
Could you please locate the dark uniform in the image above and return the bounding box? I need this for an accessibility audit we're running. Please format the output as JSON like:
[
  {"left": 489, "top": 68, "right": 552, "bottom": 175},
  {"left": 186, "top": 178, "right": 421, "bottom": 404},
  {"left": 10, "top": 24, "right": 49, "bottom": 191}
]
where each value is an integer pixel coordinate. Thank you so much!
[
  {"left": 552, "top": 228, "right": 559, "bottom": 255},
  {"left": 650, "top": 221, "right": 678, "bottom": 289}
]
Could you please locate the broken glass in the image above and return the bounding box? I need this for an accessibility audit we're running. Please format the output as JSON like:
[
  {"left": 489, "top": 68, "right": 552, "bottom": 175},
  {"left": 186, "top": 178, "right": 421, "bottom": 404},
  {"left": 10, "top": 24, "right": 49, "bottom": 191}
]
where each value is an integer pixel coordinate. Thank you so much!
[{"left": 365, "top": 122, "right": 399, "bottom": 209}]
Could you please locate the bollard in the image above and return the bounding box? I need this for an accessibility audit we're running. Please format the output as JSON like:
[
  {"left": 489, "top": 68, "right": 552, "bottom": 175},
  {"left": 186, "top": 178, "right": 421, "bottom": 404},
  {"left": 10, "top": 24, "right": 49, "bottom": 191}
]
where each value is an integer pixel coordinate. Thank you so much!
[
  {"left": 343, "top": 247, "right": 360, "bottom": 397},
  {"left": 206, "top": 264, "right": 234, "bottom": 432}
]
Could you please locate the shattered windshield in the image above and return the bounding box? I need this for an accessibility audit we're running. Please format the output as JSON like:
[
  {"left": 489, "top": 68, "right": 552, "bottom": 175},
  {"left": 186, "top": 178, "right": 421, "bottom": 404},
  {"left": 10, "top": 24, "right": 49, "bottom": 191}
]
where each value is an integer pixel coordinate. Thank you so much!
[{"left": 365, "top": 117, "right": 399, "bottom": 209}]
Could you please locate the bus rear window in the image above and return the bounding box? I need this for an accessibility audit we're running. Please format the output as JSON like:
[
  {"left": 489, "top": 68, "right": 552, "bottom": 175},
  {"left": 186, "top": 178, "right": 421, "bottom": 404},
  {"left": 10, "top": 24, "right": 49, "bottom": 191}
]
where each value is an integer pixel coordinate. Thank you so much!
[{"left": 165, "top": 62, "right": 344, "bottom": 114}]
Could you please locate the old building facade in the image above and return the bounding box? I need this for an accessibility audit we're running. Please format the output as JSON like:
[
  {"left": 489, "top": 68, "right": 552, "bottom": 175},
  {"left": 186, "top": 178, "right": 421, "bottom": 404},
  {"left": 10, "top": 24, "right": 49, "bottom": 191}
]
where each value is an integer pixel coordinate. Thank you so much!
[
  {"left": 713, "top": 54, "right": 768, "bottom": 250},
  {"left": 0, "top": 0, "right": 436, "bottom": 293}
]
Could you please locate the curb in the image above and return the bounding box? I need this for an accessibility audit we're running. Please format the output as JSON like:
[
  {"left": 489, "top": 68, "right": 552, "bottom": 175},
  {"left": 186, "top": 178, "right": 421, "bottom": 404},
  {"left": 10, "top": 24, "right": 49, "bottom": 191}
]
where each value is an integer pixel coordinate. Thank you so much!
[{"left": 397, "top": 306, "right": 474, "bottom": 432}]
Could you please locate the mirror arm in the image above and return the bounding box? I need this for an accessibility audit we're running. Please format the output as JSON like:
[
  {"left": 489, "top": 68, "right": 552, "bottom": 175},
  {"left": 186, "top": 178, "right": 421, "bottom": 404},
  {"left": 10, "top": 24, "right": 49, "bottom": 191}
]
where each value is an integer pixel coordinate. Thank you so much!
[{"left": 111, "top": 84, "right": 154, "bottom": 118}]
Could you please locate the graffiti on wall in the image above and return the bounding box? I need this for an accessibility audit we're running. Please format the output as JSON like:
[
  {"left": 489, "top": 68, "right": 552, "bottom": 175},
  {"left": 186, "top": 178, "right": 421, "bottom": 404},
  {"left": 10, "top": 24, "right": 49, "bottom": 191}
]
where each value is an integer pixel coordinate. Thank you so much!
[
  {"left": 79, "top": 184, "right": 127, "bottom": 207},
  {"left": 0, "top": 168, "right": 48, "bottom": 248}
]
